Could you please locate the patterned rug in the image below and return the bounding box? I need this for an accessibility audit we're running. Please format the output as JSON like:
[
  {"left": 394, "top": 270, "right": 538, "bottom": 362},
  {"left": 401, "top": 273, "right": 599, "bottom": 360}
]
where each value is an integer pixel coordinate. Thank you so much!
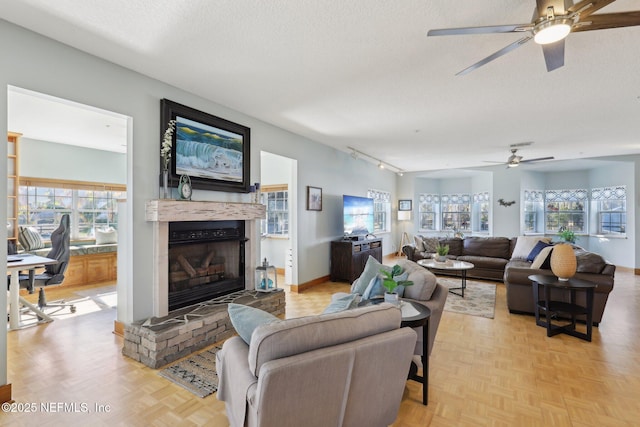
[
  {"left": 158, "top": 346, "right": 221, "bottom": 397},
  {"left": 439, "top": 278, "right": 496, "bottom": 319}
]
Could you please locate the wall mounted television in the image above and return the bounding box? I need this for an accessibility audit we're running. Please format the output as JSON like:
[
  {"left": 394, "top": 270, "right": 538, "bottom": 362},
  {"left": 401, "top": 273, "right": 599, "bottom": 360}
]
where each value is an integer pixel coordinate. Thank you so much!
[
  {"left": 160, "top": 98, "right": 250, "bottom": 193},
  {"left": 343, "top": 195, "right": 375, "bottom": 237}
]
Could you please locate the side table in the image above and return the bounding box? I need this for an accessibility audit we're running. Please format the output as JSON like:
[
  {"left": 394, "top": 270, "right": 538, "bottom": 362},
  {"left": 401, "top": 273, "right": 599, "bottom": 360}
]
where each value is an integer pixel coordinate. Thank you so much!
[
  {"left": 358, "top": 299, "right": 431, "bottom": 405},
  {"left": 400, "top": 300, "right": 431, "bottom": 405},
  {"left": 529, "top": 274, "right": 597, "bottom": 342}
]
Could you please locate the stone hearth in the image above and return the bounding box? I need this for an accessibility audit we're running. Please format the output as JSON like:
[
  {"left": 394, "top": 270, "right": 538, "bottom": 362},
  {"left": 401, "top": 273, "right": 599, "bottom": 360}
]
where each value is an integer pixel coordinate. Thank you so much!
[{"left": 123, "top": 289, "right": 285, "bottom": 368}]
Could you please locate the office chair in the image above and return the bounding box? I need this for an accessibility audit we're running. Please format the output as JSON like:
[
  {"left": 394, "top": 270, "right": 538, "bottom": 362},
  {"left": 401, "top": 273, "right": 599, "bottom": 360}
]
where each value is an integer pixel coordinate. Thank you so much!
[{"left": 19, "top": 214, "right": 76, "bottom": 313}]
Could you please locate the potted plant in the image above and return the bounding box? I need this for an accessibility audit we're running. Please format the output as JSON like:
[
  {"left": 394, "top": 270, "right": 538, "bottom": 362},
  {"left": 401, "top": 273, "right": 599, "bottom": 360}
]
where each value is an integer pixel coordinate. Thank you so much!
[
  {"left": 380, "top": 265, "right": 413, "bottom": 305},
  {"left": 435, "top": 243, "right": 449, "bottom": 262},
  {"left": 558, "top": 228, "right": 577, "bottom": 244}
]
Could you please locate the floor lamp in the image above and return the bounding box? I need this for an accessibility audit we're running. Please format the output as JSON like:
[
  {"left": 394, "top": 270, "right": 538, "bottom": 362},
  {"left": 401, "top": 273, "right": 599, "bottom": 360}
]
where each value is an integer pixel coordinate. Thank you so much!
[{"left": 396, "top": 210, "right": 411, "bottom": 257}]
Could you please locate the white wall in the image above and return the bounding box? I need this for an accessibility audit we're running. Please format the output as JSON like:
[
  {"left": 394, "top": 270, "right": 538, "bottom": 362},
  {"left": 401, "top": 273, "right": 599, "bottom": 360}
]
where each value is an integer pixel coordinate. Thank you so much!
[{"left": 20, "top": 137, "right": 126, "bottom": 184}]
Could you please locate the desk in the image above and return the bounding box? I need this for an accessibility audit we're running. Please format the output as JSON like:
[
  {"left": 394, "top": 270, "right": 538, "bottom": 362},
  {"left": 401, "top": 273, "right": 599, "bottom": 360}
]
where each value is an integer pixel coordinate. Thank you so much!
[
  {"left": 529, "top": 274, "right": 597, "bottom": 342},
  {"left": 7, "top": 254, "right": 58, "bottom": 330}
]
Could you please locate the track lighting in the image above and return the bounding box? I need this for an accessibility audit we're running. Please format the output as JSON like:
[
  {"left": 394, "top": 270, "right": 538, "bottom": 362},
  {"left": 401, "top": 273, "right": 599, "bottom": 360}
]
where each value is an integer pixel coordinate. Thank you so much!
[{"left": 347, "top": 146, "right": 404, "bottom": 176}]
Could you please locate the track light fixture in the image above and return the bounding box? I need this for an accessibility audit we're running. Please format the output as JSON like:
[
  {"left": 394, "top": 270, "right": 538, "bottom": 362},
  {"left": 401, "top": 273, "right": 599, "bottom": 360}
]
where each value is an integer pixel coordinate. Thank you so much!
[{"left": 347, "top": 146, "right": 405, "bottom": 176}]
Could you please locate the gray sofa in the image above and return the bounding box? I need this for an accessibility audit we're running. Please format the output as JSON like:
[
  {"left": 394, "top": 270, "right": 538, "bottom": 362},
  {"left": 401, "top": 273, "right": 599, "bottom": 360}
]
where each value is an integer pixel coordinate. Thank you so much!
[{"left": 216, "top": 304, "right": 417, "bottom": 427}]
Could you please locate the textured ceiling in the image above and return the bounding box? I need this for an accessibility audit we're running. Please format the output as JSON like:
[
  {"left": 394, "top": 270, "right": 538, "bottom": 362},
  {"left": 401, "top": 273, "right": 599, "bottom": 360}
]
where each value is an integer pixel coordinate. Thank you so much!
[{"left": 2, "top": 0, "right": 640, "bottom": 171}]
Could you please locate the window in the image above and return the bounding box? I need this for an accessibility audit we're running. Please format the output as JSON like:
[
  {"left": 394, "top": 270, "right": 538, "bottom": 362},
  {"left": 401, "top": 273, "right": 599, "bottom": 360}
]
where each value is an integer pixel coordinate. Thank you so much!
[
  {"left": 545, "top": 189, "right": 588, "bottom": 233},
  {"left": 261, "top": 185, "right": 288, "bottom": 236},
  {"left": 18, "top": 179, "right": 125, "bottom": 241},
  {"left": 592, "top": 186, "right": 626, "bottom": 236},
  {"left": 523, "top": 190, "right": 544, "bottom": 234},
  {"left": 441, "top": 194, "right": 471, "bottom": 231},
  {"left": 472, "top": 192, "right": 490, "bottom": 233},
  {"left": 418, "top": 194, "right": 439, "bottom": 231},
  {"left": 367, "top": 189, "right": 390, "bottom": 233}
]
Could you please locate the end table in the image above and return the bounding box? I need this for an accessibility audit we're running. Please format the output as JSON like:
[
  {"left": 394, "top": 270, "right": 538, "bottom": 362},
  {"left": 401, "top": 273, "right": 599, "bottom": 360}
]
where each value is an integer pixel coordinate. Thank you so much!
[{"left": 529, "top": 274, "right": 597, "bottom": 342}]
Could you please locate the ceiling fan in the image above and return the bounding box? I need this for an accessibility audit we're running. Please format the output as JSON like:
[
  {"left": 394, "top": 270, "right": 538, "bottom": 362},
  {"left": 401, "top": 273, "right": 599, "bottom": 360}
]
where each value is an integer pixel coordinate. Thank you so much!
[
  {"left": 427, "top": 0, "right": 640, "bottom": 75},
  {"left": 488, "top": 147, "right": 555, "bottom": 168}
]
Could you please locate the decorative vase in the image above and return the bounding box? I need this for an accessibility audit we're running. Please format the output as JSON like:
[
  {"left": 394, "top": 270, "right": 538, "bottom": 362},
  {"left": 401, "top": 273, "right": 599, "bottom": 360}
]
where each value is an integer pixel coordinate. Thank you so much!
[
  {"left": 384, "top": 292, "right": 400, "bottom": 306},
  {"left": 550, "top": 243, "right": 577, "bottom": 281},
  {"left": 162, "top": 169, "right": 170, "bottom": 199}
]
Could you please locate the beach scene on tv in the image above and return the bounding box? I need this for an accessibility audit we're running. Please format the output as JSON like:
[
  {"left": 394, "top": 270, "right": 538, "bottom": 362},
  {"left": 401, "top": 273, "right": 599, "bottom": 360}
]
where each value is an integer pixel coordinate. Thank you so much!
[
  {"left": 343, "top": 195, "right": 374, "bottom": 236},
  {"left": 175, "top": 116, "right": 243, "bottom": 182}
]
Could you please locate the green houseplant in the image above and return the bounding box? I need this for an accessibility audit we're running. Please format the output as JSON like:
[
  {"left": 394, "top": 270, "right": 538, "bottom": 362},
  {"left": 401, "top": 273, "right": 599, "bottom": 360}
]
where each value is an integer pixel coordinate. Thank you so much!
[
  {"left": 435, "top": 243, "right": 449, "bottom": 262},
  {"left": 558, "top": 228, "right": 577, "bottom": 244},
  {"left": 380, "top": 265, "right": 413, "bottom": 305}
]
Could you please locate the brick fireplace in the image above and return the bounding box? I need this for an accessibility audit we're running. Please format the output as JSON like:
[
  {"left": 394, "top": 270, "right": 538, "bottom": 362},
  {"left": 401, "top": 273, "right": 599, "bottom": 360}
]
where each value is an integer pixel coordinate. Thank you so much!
[{"left": 145, "top": 200, "right": 265, "bottom": 318}]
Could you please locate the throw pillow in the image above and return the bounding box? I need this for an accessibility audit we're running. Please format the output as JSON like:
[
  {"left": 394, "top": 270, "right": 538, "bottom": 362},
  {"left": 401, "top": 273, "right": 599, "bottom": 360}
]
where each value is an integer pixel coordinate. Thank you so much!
[
  {"left": 511, "top": 236, "right": 551, "bottom": 260},
  {"left": 18, "top": 226, "right": 45, "bottom": 251},
  {"left": 531, "top": 246, "right": 554, "bottom": 269},
  {"left": 227, "top": 303, "right": 280, "bottom": 345},
  {"left": 414, "top": 235, "right": 426, "bottom": 252},
  {"left": 322, "top": 293, "right": 359, "bottom": 314},
  {"left": 351, "top": 255, "right": 391, "bottom": 295},
  {"left": 422, "top": 237, "right": 439, "bottom": 253},
  {"left": 526, "top": 240, "right": 552, "bottom": 262},
  {"left": 362, "top": 275, "right": 385, "bottom": 300},
  {"left": 96, "top": 227, "right": 118, "bottom": 245},
  {"left": 403, "top": 268, "right": 437, "bottom": 300}
]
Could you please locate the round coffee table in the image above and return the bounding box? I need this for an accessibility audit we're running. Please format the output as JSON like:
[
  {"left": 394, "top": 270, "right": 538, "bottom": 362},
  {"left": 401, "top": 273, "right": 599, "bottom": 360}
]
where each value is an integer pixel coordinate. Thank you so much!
[{"left": 417, "top": 259, "right": 474, "bottom": 297}]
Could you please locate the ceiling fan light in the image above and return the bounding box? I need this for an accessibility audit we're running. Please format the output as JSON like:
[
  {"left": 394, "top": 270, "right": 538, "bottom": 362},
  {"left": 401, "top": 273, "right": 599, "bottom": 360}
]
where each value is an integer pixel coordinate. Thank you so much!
[
  {"left": 508, "top": 162, "right": 519, "bottom": 168},
  {"left": 533, "top": 19, "right": 572, "bottom": 45}
]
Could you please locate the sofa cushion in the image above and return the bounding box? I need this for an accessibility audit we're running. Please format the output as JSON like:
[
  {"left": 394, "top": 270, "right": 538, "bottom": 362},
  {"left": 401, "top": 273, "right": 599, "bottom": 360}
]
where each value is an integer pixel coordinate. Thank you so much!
[
  {"left": 511, "top": 236, "right": 551, "bottom": 260},
  {"left": 414, "top": 235, "right": 426, "bottom": 251},
  {"left": 457, "top": 255, "right": 509, "bottom": 270},
  {"left": 397, "top": 259, "right": 437, "bottom": 300},
  {"left": 228, "top": 303, "right": 280, "bottom": 344},
  {"left": 440, "top": 238, "right": 463, "bottom": 256},
  {"left": 248, "top": 304, "right": 401, "bottom": 377},
  {"left": 526, "top": 240, "right": 552, "bottom": 262},
  {"left": 422, "top": 237, "right": 439, "bottom": 253},
  {"left": 575, "top": 249, "right": 607, "bottom": 274},
  {"left": 18, "top": 226, "right": 45, "bottom": 251},
  {"left": 463, "top": 236, "right": 511, "bottom": 259}
]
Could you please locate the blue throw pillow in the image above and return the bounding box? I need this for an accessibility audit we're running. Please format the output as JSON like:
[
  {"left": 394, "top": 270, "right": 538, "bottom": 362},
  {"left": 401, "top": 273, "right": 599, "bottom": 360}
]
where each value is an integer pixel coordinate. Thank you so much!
[
  {"left": 228, "top": 303, "right": 280, "bottom": 344},
  {"left": 527, "top": 240, "right": 552, "bottom": 262},
  {"left": 322, "top": 293, "right": 359, "bottom": 314},
  {"left": 352, "top": 256, "right": 391, "bottom": 295}
]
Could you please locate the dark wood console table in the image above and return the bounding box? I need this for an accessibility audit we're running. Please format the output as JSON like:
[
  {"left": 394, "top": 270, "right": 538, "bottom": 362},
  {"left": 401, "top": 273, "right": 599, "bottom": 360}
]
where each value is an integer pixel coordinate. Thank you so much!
[
  {"left": 330, "top": 238, "right": 382, "bottom": 283},
  {"left": 529, "top": 274, "right": 597, "bottom": 342}
]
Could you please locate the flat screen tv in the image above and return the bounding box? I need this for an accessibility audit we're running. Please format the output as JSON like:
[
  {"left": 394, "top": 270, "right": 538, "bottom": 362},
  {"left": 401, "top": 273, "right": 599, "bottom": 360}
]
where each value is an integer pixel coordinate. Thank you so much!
[{"left": 343, "top": 195, "right": 375, "bottom": 237}]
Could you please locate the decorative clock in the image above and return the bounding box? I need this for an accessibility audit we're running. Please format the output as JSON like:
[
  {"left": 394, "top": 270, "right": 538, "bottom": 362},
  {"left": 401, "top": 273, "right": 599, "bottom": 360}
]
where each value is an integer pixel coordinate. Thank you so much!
[{"left": 178, "top": 174, "right": 192, "bottom": 201}]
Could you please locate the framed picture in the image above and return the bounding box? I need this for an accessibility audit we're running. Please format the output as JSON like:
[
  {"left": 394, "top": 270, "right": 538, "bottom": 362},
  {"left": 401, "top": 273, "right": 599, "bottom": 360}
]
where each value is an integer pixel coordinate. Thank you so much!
[
  {"left": 398, "top": 199, "right": 412, "bottom": 211},
  {"left": 161, "top": 99, "right": 250, "bottom": 193},
  {"left": 307, "top": 186, "right": 322, "bottom": 211}
]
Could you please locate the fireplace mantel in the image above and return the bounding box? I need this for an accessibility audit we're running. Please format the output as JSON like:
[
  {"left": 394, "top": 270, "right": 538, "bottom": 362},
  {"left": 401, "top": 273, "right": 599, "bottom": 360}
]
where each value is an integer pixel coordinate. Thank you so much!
[
  {"left": 145, "top": 199, "right": 265, "bottom": 317},
  {"left": 146, "top": 199, "right": 265, "bottom": 222}
]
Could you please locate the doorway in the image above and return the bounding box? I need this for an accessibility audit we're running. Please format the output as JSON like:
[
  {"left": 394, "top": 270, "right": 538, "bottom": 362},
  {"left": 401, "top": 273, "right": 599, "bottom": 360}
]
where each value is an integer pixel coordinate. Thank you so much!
[{"left": 260, "top": 151, "right": 297, "bottom": 286}]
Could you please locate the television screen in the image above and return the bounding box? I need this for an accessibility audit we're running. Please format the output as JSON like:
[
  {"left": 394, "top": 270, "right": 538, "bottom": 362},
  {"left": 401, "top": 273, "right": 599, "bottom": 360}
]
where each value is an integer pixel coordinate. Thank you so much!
[{"left": 343, "top": 195, "right": 375, "bottom": 237}]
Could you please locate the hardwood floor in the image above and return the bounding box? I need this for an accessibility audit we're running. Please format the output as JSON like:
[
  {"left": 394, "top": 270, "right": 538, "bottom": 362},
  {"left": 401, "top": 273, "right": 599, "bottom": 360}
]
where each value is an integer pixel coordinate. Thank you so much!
[{"left": 2, "top": 257, "right": 640, "bottom": 426}]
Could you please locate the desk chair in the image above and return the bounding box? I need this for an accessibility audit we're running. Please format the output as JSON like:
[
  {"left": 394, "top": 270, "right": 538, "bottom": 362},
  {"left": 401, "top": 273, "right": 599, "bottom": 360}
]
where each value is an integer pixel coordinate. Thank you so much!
[{"left": 19, "top": 214, "right": 75, "bottom": 313}]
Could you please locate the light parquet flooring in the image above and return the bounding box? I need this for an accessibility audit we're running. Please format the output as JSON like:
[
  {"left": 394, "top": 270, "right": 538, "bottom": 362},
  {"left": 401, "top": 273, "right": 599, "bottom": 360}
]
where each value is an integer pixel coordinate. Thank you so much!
[{"left": 2, "top": 256, "right": 640, "bottom": 426}]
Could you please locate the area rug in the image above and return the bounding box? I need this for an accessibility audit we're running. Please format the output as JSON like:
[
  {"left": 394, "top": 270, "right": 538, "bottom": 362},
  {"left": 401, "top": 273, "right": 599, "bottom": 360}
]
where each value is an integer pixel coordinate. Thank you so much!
[
  {"left": 158, "top": 346, "right": 221, "bottom": 397},
  {"left": 439, "top": 278, "right": 496, "bottom": 319}
]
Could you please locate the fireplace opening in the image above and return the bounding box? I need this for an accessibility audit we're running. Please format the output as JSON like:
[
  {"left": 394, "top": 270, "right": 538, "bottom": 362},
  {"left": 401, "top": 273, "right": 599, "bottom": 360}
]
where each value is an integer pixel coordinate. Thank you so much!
[{"left": 168, "top": 220, "right": 246, "bottom": 311}]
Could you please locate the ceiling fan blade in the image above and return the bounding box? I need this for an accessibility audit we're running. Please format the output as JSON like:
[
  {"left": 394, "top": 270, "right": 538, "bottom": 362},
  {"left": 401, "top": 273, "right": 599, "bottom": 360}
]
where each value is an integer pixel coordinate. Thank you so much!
[
  {"left": 542, "top": 39, "right": 565, "bottom": 72},
  {"left": 572, "top": 12, "right": 640, "bottom": 32},
  {"left": 456, "top": 36, "right": 532, "bottom": 76},
  {"left": 428, "top": 24, "right": 531, "bottom": 37},
  {"left": 520, "top": 156, "right": 555, "bottom": 163},
  {"left": 568, "top": 0, "right": 616, "bottom": 19}
]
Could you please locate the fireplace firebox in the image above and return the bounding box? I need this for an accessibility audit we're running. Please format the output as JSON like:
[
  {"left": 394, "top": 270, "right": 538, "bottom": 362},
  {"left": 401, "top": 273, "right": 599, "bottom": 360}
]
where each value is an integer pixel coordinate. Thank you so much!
[{"left": 168, "top": 220, "right": 246, "bottom": 311}]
